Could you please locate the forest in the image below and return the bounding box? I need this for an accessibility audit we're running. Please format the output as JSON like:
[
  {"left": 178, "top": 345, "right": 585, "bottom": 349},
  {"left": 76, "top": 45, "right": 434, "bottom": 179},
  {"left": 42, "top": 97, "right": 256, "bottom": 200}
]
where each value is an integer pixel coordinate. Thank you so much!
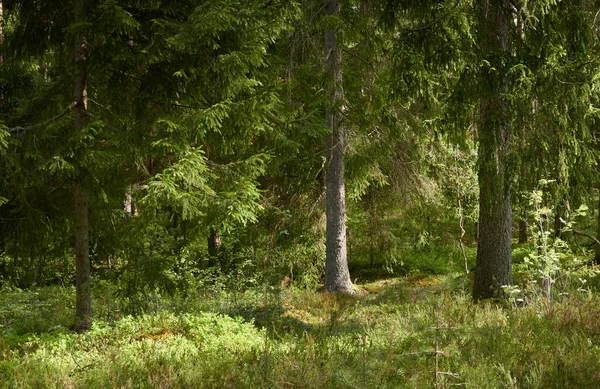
[{"left": 1, "top": 0, "right": 600, "bottom": 387}]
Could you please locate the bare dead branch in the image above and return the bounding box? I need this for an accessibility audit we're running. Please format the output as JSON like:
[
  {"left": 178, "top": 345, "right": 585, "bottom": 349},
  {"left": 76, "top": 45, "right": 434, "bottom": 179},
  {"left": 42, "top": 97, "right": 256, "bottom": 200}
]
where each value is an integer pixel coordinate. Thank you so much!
[{"left": 6, "top": 102, "right": 77, "bottom": 134}]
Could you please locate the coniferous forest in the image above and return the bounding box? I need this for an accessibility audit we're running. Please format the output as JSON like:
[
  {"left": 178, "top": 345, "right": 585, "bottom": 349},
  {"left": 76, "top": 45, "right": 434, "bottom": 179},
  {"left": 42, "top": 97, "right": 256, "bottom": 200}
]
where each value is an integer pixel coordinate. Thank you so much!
[{"left": 3, "top": 0, "right": 600, "bottom": 387}]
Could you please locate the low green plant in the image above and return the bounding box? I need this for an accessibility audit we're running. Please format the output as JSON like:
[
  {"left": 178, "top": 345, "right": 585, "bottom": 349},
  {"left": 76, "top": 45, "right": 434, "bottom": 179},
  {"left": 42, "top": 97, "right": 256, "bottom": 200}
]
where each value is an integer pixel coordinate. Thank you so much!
[
  {"left": 2, "top": 268, "right": 600, "bottom": 388},
  {"left": 512, "top": 181, "right": 592, "bottom": 305}
]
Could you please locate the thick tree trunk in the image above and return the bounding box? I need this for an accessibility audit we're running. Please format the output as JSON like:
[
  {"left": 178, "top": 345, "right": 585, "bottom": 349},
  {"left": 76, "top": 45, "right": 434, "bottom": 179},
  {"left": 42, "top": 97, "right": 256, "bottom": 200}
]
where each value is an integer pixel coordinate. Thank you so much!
[
  {"left": 323, "top": 0, "right": 353, "bottom": 294},
  {"left": 72, "top": 0, "right": 91, "bottom": 332},
  {"left": 208, "top": 228, "right": 221, "bottom": 267},
  {"left": 473, "top": 0, "right": 513, "bottom": 300}
]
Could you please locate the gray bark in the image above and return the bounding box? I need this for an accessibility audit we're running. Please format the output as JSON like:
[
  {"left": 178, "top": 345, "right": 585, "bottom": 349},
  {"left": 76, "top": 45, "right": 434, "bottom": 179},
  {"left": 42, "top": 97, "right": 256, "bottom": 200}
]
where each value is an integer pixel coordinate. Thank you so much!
[
  {"left": 473, "top": 0, "right": 513, "bottom": 300},
  {"left": 323, "top": 0, "right": 353, "bottom": 293},
  {"left": 72, "top": 0, "right": 92, "bottom": 332}
]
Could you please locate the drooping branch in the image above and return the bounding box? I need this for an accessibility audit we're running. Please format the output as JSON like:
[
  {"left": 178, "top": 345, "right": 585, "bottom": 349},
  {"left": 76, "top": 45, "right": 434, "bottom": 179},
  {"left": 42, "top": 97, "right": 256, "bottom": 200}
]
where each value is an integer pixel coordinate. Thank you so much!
[{"left": 6, "top": 101, "right": 77, "bottom": 134}]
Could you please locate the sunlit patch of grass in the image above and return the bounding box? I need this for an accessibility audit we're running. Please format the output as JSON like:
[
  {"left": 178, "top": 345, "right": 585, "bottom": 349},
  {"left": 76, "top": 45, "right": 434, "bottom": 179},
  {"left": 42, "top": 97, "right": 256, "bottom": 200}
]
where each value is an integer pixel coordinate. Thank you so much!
[{"left": 3, "top": 270, "right": 600, "bottom": 388}]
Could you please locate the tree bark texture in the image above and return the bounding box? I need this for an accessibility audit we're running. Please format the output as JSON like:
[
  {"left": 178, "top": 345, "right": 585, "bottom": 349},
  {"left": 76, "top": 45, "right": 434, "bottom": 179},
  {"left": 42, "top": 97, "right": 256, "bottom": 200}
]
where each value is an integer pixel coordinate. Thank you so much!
[
  {"left": 72, "top": 0, "right": 91, "bottom": 332},
  {"left": 473, "top": 0, "right": 513, "bottom": 300},
  {"left": 323, "top": 0, "right": 353, "bottom": 294}
]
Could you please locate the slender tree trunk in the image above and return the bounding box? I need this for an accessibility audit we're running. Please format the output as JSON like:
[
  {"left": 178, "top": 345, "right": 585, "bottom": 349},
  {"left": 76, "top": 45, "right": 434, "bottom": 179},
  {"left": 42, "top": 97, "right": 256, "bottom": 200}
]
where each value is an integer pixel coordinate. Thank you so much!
[
  {"left": 208, "top": 228, "right": 221, "bottom": 267},
  {"left": 595, "top": 193, "right": 600, "bottom": 264},
  {"left": 0, "top": 0, "right": 4, "bottom": 106},
  {"left": 553, "top": 202, "right": 564, "bottom": 239},
  {"left": 124, "top": 185, "right": 134, "bottom": 216},
  {"left": 368, "top": 190, "right": 375, "bottom": 268},
  {"left": 518, "top": 209, "right": 528, "bottom": 244},
  {"left": 73, "top": 184, "right": 91, "bottom": 331},
  {"left": 323, "top": 0, "right": 353, "bottom": 293},
  {"left": 473, "top": 0, "right": 513, "bottom": 300},
  {"left": 72, "top": 0, "right": 91, "bottom": 332}
]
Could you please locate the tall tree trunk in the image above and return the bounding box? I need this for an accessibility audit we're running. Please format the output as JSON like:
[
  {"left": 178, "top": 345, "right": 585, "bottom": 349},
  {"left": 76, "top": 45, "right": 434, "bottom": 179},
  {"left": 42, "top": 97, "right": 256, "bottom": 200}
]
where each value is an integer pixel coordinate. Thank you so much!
[
  {"left": 323, "top": 0, "right": 353, "bottom": 293},
  {"left": 0, "top": 0, "right": 4, "bottom": 106},
  {"left": 553, "top": 201, "right": 565, "bottom": 239},
  {"left": 368, "top": 189, "right": 375, "bottom": 268},
  {"left": 208, "top": 228, "right": 221, "bottom": 267},
  {"left": 72, "top": 0, "right": 91, "bottom": 332},
  {"left": 595, "top": 193, "right": 600, "bottom": 264},
  {"left": 473, "top": 0, "right": 513, "bottom": 300},
  {"left": 518, "top": 209, "right": 528, "bottom": 244}
]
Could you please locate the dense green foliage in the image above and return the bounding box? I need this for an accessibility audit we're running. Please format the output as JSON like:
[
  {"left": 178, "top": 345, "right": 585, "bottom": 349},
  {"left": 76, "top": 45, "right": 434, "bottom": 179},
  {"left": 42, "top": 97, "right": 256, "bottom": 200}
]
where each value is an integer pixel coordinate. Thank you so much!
[{"left": 2, "top": 0, "right": 600, "bottom": 385}]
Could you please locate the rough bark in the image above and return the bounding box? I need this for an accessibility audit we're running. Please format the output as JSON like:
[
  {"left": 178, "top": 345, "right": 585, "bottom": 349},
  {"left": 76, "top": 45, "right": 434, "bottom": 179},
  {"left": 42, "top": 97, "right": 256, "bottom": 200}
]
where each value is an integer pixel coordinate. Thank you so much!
[
  {"left": 72, "top": 0, "right": 91, "bottom": 332},
  {"left": 323, "top": 0, "right": 353, "bottom": 294},
  {"left": 473, "top": 0, "right": 513, "bottom": 300}
]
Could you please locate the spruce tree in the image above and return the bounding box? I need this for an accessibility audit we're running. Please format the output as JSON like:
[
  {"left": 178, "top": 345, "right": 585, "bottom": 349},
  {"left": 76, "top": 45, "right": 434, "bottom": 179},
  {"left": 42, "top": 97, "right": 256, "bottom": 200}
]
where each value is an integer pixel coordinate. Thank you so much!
[
  {"left": 323, "top": 0, "right": 353, "bottom": 293},
  {"left": 472, "top": 0, "right": 514, "bottom": 300}
]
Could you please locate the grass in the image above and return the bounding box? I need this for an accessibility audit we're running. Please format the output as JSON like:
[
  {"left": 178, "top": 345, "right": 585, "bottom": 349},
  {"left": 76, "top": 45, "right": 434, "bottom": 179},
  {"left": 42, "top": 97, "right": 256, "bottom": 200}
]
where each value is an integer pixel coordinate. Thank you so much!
[{"left": 1, "top": 266, "right": 600, "bottom": 388}]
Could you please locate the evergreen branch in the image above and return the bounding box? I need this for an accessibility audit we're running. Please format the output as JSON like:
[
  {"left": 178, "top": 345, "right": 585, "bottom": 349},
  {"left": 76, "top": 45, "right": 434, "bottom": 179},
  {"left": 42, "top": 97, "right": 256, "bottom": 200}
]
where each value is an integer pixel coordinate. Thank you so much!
[
  {"left": 6, "top": 102, "right": 78, "bottom": 134},
  {"left": 400, "top": 0, "right": 460, "bottom": 33},
  {"left": 83, "top": 111, "right": 121, "bottom": 133},
  {"left": 151, "top": 100, "right": 210, "bottom": 111}
]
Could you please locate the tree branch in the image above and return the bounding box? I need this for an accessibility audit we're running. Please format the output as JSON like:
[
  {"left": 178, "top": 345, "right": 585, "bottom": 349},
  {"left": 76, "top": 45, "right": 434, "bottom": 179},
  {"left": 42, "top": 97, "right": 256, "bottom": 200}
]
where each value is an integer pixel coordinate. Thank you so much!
[
  {"left": 570, "top": 228, "right": 600, "bottom": 246},
  {"left": 400, "top": 0, "right": 461, "bottom": 33},
  {"left": 6, "top": 102, "right": 77, "bottom": 134}
]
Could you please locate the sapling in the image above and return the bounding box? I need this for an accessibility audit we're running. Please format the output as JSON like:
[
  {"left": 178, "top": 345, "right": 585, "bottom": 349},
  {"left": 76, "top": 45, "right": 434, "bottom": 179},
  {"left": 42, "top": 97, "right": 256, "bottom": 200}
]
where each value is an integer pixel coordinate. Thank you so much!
[{"left": 520, "top": 179, "right": 588, "bottom": 303}]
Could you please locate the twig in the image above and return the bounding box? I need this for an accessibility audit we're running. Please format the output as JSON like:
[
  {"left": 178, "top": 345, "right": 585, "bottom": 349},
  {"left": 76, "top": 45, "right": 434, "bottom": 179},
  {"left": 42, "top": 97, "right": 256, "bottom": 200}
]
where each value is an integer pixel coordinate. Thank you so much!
[
  {"left": 6, "top": 102, "right": 77, "bottom": 134},
  {"left": 394, "top": 350, "right": 448, "bottom": 357},
  {"left": 434, "top": 371, "right": 462, "bottom": 379},
  {"left": 570, "top": 228, "right": 600, "bottom": 246},
  {"left": 70, "top": 352, "right": 83, "bottom": 370},
  {"left": 434, "top": 304, "right": 441, "bottom": 388},
  {"left": 453, "top": 150, "right": 469, "bottom": 275}
]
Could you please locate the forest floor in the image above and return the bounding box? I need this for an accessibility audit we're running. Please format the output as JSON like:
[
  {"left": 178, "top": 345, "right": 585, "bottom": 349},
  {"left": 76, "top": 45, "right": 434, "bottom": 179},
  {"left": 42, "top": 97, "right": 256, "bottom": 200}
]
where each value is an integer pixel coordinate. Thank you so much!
[{"left": 2, "top": 263, "right": 600, "bottom": 388}]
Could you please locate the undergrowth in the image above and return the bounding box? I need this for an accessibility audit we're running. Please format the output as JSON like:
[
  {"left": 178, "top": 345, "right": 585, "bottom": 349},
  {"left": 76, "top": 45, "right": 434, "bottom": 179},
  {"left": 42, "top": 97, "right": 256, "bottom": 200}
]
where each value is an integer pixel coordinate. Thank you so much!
[{"left": 2, "top": 263, "right": 600, "bottom": 388}]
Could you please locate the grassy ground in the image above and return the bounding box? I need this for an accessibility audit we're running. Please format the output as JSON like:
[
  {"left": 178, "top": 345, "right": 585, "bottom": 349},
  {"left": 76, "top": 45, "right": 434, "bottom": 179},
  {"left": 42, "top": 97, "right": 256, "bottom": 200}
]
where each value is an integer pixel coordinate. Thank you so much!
[{"left": 1, "top": 267, "right": 600, "bottom": 388}]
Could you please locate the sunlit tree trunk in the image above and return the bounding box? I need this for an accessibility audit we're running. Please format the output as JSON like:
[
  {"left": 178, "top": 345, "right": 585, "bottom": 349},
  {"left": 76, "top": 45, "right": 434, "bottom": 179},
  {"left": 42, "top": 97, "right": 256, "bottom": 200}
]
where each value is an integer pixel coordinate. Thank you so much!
[
  {"left": 323, "top": 0, "right": 353, "bottom": 293},
  {"left": 72, "top": 0, "right": 91, "bottom": 332},
  {"left": 473, "top": 0, "right": 513, "bottom": 300}
]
